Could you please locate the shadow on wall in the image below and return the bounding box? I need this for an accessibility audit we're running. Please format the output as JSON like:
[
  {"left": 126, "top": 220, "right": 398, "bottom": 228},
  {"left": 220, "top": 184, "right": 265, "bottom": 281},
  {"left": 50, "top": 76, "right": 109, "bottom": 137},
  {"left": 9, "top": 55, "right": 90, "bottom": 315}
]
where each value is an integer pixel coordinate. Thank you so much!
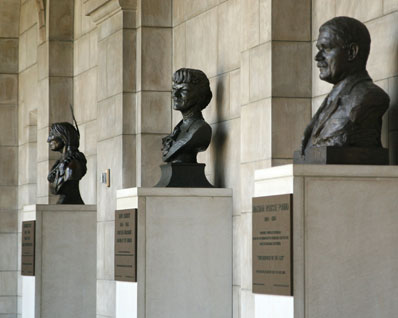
[
  {"left": 212, "top": 78, "right": 227, "bottom": 187},
  {"left": 388, "top": 48, "right": 398, "bottom": 165}
]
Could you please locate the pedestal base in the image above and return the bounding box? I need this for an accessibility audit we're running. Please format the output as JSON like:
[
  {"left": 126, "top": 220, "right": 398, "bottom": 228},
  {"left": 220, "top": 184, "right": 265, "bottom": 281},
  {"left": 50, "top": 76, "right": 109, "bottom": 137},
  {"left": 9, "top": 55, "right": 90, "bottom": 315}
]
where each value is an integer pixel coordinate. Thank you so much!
[
  {"left": 293, "top": 146, "right": 389, "bottom": 165},
  {"left": 116, "top": 187, "right": 232, "bottom": 318},
  {"left": 21, "top": 204, "right": 96, "bottom": 318},
  {"left": 254, "top": 164, "right": 398, "bottom": 318},
  {"left": 155, "top": 163, "right": 213, "bottom": 187}
]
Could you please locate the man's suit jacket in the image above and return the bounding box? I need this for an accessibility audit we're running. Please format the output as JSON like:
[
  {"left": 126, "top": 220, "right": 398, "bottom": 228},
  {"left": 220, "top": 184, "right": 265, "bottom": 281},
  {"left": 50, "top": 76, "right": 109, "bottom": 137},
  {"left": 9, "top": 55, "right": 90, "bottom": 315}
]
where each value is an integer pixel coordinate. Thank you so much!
[{"left": 302, "top": 70, "right": 390, "bottom": 152}]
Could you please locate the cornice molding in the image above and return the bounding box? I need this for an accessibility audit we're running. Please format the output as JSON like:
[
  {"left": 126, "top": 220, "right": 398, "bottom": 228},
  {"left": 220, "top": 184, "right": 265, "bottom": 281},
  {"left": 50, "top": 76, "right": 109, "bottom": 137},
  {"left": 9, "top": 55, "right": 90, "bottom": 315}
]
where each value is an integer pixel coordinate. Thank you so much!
[
  {"left": 84, "top": 0, "right": 136, "bottom": 24},
  {"left": 35, "top": 0, "right": 46, "bottom": 27}
]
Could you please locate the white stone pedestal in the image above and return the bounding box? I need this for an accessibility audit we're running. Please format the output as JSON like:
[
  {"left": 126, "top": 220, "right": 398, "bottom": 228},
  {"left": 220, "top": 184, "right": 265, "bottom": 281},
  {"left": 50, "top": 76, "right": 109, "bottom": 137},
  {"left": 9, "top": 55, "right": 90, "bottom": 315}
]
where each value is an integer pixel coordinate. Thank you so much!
[
  {"left": 116, "top": 187, "right": 233, "bottom": 318},
  {"left": 21, "top": 204, "right": 96, "bottom": 318},
  {"left": 254, "top": 164, "right": 398, "bottom": 318}
]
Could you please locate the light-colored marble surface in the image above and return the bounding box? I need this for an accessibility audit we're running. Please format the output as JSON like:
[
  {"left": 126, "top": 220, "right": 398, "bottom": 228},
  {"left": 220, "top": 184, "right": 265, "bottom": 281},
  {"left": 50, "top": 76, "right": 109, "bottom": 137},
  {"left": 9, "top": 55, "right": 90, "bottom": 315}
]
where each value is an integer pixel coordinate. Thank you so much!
[
  {"left": 185, "top": 7, "right": 218, "bottom": 78},
  {"left": 217, "top": 0, "right": 240, "bottom": 72},
  {"left": 272, "top": 41, "right": 312, "bottom": 98},
  {"left": 117, "top": 186, "right": 231, "bottom": 198},
  {"left": 116, "top": 187, "right": 233, "bottom": 318},
  {"left": 336, "top": 0, "right": 383, "bottom": 22},
  {"left": 21, "top": 204, "right": 96, "bottom": 318},
  {"left": 255, "top": 294, "right": 293, "bottom": 318},
  {"left": 366, "top": 12, "right": 398, "bottom": 81},
  {"left": 249, "top": 43, "right": 272, "bottom": 102},
  {"left": 115, "top": 282, "right": 137, "bottom": 318},
  {"left": 256, "top": 163, "right": 398, "bottom": 180},
  {"left": 272, "top": 0, "right": 310, "bottom": 41},
  {"left": 271, "top": 98, "right": 311, "bottom": 159},
  {"left": 254, "top": 164, "right": 398, "bottom": 318},
  {"left": 22, "top": 276, "right": 34, "bottom": 318},
  {"left": 0, "top": 0, "right": 19, "bottom": 38},
  {"left": 241, "top": 99, "right": 272, "bottom": 163},
  {"left": 0, "top": 38, "right": 18, "bottom": 76}
]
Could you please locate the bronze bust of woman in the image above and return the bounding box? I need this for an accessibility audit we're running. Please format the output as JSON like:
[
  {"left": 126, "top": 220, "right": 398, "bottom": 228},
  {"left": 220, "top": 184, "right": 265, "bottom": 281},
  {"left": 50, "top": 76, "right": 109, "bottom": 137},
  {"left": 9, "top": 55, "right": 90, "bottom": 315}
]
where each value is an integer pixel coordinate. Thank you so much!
[
  {"left": 161, "top": 68, "right": 212, "bottom": 163},
  {"left": 156, "top": 68, "right": 213, "bottom": 187},
  {"left": 47, "top": 121, "right": 87, "bottom": 204}
]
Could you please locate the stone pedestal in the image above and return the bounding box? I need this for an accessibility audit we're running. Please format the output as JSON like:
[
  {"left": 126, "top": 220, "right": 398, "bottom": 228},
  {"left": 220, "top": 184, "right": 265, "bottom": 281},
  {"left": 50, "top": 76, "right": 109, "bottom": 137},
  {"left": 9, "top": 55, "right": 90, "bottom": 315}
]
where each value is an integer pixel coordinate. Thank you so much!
[
  {"left": 293, "top": 146, "right": 389, "bottom": 165},
  {"left": 116, "top": 187, "right": 233, "bottom": 318},
  {"left": 254, "top": 164, "right": 398, "bottom": 318},
  {"left": 21, "top": 204, "right": 96, "bottom": 318}
]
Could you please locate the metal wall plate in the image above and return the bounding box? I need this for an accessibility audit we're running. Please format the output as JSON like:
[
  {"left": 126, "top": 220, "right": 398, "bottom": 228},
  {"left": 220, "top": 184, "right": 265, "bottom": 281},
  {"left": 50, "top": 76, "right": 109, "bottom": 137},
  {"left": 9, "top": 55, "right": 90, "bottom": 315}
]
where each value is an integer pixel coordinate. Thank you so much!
[
  {"left": 252, "top": 194, "right": 293, "bottom": 296},
  {"left": 22, "top": 221, "right": 36, "bottom": 276},
  {"left": 114, "top": 209, "right": 137, "bottom": 282}
]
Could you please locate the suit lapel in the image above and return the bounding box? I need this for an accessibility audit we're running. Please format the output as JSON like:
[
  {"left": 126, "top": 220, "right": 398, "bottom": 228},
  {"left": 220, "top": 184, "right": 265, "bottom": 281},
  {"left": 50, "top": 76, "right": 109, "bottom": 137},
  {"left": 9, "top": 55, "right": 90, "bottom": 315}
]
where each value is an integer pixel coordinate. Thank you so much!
[
  {"left": 313, "top": 96, "right": 340, "bottom": 137},
  {"left": 307, "top": 95, "right": 329, "bottom": 131},
  {"left": 312, "top": 71, "right": 372, "bottom": 138}
]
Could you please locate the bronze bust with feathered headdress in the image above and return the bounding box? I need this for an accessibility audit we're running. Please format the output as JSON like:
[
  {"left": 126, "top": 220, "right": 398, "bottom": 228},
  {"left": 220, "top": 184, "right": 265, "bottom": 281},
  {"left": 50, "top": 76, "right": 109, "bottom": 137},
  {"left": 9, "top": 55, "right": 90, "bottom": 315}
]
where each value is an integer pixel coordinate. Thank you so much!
[{"left": 47, "top": 106, "right": 87, "bottom": 204}]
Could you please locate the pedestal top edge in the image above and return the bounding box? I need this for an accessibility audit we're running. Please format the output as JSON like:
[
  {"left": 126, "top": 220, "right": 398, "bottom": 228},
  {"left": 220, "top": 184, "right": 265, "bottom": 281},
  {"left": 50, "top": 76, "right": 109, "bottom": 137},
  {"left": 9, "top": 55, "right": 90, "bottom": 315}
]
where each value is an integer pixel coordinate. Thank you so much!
[
  {"left": 255, "top": 164, "right": 398, "bottom": 181},
  {"left": 117, "top": 187, "right": 233, "bottom": 199},
  {"left": 23, "top": 204, "right": 97, "bottom": 212}
]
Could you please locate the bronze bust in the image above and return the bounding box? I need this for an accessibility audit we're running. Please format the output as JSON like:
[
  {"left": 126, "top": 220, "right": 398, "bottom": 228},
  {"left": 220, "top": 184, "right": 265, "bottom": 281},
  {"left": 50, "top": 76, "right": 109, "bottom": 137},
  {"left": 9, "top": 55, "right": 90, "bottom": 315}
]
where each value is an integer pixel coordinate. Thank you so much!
[
  {"left": 47, "top": 121, "right": 87, "bottom": 204},
  {"left": 156, "top": 68, "right": 213, "bottom": 187},
  {"left": 295, "top": 16, "right": 390, "bottom": 164},
  {"left": 161, "top": 68, "right": 212, "bottom": 163}
]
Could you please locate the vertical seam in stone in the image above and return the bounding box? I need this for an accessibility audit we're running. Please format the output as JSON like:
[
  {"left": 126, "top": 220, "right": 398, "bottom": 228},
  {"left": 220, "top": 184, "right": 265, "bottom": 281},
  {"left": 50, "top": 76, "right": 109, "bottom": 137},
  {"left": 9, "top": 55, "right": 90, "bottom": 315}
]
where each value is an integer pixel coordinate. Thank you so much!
[
  {"left": 170, "top": 0, "right": 174, "bottom": 132},
  {"left": 39, "top": 211, "right": 43, "bottom": 317},
  {"left": 143, "top": 196, "right": 147, "bottom": 318},
  {"left": 258, "top": 0, "right": 261, "bottom": 45},
  {"left": 15, "top": 227, "right": 18, "bottom": 315},
  {"left": 303, "top": 176, "right": 307, "bottom": 318}
]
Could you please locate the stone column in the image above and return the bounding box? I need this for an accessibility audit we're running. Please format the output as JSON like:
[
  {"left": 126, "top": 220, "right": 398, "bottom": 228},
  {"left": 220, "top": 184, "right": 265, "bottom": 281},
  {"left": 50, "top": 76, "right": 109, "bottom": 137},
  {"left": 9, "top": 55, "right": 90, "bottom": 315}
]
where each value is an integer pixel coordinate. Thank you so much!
[
  {"left": 85, "top": 1, "right": 172, "bottom": 316},
  {"left": 240, "top": 0, "right": 311, "bottom": 316},
  {"left": 135, "top": 0, "right": 172, "bottom": 187},
  {"left": 17, "top": 0, "right": 40, "bottom": 315},
  {"left": 0, "top": 1, "right": 20, "bottom": 316},
  {"left": 85, "top": 1, "right": 137, "bottom": 316},
  {"left": 36, "top": 0, "right": 74, "bottom": 204}
]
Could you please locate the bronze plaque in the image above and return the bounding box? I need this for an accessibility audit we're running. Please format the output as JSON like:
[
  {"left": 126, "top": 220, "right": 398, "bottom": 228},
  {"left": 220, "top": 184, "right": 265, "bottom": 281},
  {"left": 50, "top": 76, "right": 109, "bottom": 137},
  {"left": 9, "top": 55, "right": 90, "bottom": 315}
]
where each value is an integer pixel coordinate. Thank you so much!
[
  {"left": 252, "top": 194, "right": 293, "bottom": 296},
  {"left": 115, "top": 209, "right": 137, "bottom": 282},
  {"left": 21, "top": 221, "right": 36, "bottom": 276}
]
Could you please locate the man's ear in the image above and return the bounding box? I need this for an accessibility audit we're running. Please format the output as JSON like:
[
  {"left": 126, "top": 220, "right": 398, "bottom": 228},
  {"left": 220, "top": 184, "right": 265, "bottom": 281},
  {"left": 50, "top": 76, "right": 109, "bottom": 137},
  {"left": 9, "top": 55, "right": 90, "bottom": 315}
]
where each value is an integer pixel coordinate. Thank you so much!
[{"left": 348, "top": 43, "right": 359, "bottom": 61}]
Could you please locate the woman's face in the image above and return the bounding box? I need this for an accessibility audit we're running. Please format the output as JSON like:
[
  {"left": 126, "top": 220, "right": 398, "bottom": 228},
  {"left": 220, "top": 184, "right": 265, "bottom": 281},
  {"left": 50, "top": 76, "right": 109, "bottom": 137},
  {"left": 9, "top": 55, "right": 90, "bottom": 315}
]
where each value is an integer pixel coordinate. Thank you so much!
[
  {"left": 172, "top": 82, "right": 203, "bottom": 112},
  {"left": 47, "top": 134, "right": 65, "bottom": 152}
]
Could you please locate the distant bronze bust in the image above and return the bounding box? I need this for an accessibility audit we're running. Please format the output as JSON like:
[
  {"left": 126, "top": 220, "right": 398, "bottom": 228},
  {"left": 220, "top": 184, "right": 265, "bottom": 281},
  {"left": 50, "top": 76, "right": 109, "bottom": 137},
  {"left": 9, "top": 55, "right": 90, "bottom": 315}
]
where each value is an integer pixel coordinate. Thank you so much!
[
  {"left": 156, "top": 68, "right": 213, "bottom": 187},
  {"left": 161, "top": 68, "right": 212, "bottom": 163},
  {"left": 296, "top": 16, "right": 390, "bottom": 164},
  {"left": 47, "top": 121, "right": 87, "bottom": 204}
]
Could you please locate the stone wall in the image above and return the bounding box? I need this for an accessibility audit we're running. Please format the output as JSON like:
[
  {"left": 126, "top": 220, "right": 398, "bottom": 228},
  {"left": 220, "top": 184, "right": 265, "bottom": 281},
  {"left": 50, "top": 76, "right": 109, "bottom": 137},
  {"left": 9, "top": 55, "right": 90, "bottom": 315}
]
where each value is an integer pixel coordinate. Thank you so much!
[
  {"left": 87, "top": 0, "right": 139, "bottom": 316},
  {"left": 74, "top": 0, "right": 97, "bottom": 205},
  {"left": 173, "top": 0, "right": 398, "bottom": 317},
  {"left": 17, "top": 0, "right": 39, "bottom": 316},
  {"left": 0, "top": 1, "right": 20, "bottom": 317},
  {"left": 36, "top": 0, "right": 74, "bottom": 205},
  {"left": 17, "top": 0, "right": 37, "bottom": 209}
]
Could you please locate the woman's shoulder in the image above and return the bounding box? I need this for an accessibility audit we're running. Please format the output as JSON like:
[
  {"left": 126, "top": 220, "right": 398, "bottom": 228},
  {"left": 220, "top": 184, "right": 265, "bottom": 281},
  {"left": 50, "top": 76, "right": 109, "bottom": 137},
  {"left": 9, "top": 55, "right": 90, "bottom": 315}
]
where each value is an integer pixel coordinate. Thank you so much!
[{"left": 189, "top": 118, "right": 211, "bottom": 131}]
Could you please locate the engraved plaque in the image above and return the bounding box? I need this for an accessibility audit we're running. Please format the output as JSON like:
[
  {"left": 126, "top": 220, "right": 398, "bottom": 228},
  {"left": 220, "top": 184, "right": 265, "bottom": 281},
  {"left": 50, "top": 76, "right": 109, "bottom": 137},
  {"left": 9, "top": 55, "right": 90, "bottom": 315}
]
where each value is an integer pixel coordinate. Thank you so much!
[
  {"left": 252, "top": 194, "right": 293, "bottom": 296},
  {"left": 21, "top": 221, "right": 36, "bottom": 276},
  {"left": 115, "top": 209, "right": 137, "bottom": 282}
]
